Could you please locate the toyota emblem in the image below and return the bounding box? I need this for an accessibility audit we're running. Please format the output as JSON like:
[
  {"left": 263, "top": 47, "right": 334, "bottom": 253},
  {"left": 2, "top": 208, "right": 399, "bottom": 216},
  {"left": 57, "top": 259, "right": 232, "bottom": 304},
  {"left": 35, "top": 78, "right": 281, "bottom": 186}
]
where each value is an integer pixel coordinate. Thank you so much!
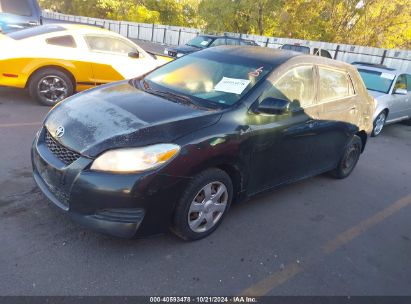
[{"left": 55, "top": 126, "right": 65, "bottom": 138}]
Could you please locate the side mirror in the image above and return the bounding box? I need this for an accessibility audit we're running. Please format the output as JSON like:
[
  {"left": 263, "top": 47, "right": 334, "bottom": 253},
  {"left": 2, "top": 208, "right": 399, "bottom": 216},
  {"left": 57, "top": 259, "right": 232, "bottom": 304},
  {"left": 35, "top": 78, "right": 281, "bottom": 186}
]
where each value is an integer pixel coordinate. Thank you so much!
[
  {"left": 394, "top": 88, "right": 407, "bottom": 95},
  {"left": 128, "top": 51, "right": 140, "bottom": 59},
  {"left": 257, "top": 97, "right": 289, "bottom": 115}
]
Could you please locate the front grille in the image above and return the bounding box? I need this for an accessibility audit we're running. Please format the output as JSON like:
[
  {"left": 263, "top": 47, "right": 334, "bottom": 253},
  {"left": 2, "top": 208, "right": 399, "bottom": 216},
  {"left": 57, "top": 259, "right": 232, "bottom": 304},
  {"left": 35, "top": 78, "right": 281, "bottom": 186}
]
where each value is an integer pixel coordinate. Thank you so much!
[{"left": 45, "top": 130, "right": 81, "bottom": 165}]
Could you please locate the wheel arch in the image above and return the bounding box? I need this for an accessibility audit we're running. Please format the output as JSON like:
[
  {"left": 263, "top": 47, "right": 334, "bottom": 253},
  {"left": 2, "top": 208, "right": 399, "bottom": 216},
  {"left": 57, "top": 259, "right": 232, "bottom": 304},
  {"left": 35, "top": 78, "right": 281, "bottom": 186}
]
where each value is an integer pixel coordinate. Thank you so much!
[
  {"left": 356, "top": 130, "right": 368, "bottom": 153},
  {"left": 25, "top": 65, "right": 77, "bottom": 91},
  {"left": 184, "top": 157, "right": 248, "bottom": 204}
]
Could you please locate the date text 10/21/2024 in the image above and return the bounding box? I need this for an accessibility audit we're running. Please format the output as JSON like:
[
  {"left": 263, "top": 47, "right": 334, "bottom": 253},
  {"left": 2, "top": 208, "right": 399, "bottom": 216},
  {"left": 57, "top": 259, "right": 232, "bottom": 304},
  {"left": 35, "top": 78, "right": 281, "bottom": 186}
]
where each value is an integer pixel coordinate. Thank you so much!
[{"left": 149, "top": 297, "right": 259, "bottom": 303}]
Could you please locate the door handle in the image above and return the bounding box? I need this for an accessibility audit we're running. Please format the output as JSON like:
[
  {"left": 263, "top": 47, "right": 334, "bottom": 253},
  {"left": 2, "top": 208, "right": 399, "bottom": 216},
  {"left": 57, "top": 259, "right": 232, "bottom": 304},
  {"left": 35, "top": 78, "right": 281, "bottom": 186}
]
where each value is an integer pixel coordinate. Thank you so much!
[{"left": 306, "top": 120, "right": 317, "bottom": 128}]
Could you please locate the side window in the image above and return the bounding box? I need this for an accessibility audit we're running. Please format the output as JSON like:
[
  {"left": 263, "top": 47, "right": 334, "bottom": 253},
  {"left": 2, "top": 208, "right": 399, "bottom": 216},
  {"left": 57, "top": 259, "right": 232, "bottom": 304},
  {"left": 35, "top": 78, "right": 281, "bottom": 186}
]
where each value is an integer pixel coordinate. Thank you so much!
[
  {"left": 406, "top": 75, "right": 411, "bottom": 92},
  {"left": 319, "top": 67, "right": 352, "bottom": 102},
  {"left": 261, "top": 66, "right": 315, "bottom": 110},
  {"left": 85, "top": 36, "right": 136, "bottom": 55},
  {"left": 46, "top": 35, "right": 76, "bottom": 48},
  {"left": 0, "top": 0, "right": 32, "bottom": 16},
  {"left": 313, "top": 48, "right": 332, "bottom": 58},
  {"left": 394, "top": 75, "right": 407, "bottom": 91},
  {"left": 210, "top": 38, "right": 227, "bottom": 47},
  {"left": 225, "top": 39, "right": 239, "bottom": 45}
]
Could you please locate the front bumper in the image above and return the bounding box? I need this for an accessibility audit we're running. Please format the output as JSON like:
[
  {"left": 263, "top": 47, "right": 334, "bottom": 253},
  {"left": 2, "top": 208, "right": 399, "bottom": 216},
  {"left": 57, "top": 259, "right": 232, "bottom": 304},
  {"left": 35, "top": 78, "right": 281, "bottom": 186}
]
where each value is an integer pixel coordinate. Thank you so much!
[{"left": 31, "top": 128, "right": 189, "bottom": 238}]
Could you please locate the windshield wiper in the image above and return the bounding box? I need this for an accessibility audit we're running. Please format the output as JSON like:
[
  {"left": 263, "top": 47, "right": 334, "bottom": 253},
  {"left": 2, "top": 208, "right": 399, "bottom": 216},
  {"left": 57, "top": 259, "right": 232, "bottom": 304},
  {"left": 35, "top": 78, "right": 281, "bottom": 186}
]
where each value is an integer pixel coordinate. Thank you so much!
[
  {"left": 145, "top": 88, "right": 197, "bottom": 106},
  {"left": 186, "top": 44, "right": 202, "bottom": 49}
]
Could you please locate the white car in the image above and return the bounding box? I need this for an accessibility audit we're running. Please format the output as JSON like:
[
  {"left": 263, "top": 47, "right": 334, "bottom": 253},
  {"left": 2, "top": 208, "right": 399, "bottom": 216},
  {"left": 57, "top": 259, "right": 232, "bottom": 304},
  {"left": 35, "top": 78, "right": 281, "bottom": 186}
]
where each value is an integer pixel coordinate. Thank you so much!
[{"left": 355, "top": 63, "right": 411, "bottom": 136}]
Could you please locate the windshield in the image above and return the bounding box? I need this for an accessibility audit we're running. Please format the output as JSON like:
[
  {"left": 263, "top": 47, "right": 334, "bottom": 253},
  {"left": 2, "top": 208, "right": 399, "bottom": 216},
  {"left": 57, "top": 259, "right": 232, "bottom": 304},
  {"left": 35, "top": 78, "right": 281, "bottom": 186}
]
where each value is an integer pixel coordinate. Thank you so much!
[
  {"left": 144, "top": 51, "right": 273, "bottom": 107},
  {"left": 358, "top": 69, "right": 395, "bottom": 94},
  {"left": 186, "top": 36, "right": 213, "bottom": 48}
]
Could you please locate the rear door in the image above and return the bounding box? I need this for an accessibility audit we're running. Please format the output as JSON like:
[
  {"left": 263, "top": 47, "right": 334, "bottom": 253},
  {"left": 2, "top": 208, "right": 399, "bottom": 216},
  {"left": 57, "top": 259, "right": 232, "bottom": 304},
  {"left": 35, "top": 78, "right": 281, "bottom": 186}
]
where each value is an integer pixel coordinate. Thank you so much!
[
  {"left": 312, "top": 66, "right": 359, "bottom": 170},
  {"left": 0, "top": 0, "right": 41, "bottom": 32}
]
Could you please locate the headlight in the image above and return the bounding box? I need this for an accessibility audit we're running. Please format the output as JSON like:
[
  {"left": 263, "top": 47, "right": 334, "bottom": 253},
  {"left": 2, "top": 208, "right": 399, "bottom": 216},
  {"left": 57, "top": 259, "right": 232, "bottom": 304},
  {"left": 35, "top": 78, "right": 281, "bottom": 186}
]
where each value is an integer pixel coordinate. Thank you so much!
[
  {"left": 91, "top": 144, "right": 180, "bottom": 173},
  {"left": 176, "top": 53, "right": 185, "bottom": 58},
  {"left": 163, "top": 49, "right": 169, "bottom": 55}
]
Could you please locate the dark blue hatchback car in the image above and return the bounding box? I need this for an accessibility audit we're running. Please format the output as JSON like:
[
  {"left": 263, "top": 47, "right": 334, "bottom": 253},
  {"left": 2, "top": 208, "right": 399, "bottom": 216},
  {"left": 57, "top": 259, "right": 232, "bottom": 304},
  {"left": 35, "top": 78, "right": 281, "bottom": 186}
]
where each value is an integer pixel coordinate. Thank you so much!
[{"left": 0, "top": 0, "right": 42, "bottom": 33}]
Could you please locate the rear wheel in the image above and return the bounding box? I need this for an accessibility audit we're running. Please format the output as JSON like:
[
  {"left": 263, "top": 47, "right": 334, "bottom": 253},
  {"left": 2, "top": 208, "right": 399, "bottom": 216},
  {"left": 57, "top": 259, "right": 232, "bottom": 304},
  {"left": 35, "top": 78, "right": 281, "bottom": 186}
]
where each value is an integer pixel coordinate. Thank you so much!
[
  {"left": 330, "top": 135, "right": 362, "bottom": 179},
  {"left": 372, "top": 111, "right": 387, "bottom": 137},
  {"left": 29, "top": 68, "right": 74, "bottom": 106},
  {"left": 172, "top": 168, "right": 233, "bottom": 241}
]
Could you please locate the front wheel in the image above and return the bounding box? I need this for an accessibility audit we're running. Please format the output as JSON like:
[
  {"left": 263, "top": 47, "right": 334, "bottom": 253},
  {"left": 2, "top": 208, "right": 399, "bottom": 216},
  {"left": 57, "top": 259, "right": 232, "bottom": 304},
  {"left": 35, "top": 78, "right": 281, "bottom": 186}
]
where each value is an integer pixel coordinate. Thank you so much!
[
  {"left": 330, "top": 135, "right": 362, "bottom": 179},
  {"left": 372, "top": 111, "right": 387, "bottom": 137},
  {"left": 172, "top": 168, "right": 233, "bottom": 241},
  {"left": 29, "top": 68, "right": 74, "bottom": 106}
]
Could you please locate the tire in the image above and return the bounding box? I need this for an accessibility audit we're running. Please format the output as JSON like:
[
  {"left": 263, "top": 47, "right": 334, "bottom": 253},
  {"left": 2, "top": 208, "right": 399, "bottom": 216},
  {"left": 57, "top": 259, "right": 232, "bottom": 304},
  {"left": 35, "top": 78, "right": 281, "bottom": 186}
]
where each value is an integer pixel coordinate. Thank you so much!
[
  {"left": 330, "top": 135, "right": 362, "bottom": 179},
  {"left": 172, "top": 168, "right": 233, "bottom": 241},
  {"left": 402, "top": 117, "right": 411, "bottom": 126},
  {"left": 28, "top": 68, "right": 74, "bottom": 106},
  {"left": 371, "top": 111, "right": 387, "bottom": 137}
]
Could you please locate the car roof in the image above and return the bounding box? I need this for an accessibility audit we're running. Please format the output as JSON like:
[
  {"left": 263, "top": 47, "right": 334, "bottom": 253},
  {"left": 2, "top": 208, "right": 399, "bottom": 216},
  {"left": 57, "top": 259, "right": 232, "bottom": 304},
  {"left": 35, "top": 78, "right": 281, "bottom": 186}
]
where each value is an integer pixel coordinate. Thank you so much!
[
  {"left": 199, "top": 45, "right": 301, "bottom": 66},
  {"left": 199, "top": 34, "right": 254, "bottom": 41}
]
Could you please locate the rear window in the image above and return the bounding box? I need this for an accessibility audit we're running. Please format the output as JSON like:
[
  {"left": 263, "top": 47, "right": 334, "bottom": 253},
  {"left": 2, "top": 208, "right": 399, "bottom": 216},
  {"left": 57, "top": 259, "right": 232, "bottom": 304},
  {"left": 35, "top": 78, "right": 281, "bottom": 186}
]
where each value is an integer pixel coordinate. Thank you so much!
[
  {"left": 7, "top": 25, "right": 65, "bottom": 40},
  {"left": 281, "top": 44, "right": 310, "bottom": 54},
  {"left": 46, "top": 35, "right": 76, "bottom": 48},
  {"left": 0, "top": 0, "right": 32, "bottom": 16}
]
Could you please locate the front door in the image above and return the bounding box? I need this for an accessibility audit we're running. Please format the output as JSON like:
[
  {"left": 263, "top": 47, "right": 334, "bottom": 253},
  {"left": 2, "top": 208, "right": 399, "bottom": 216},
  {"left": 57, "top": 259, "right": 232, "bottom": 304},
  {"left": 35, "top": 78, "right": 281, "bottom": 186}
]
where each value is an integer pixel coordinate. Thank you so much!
[
  {"left": 247, "top": 65, "right": 322, "bottom": 194},
  {"left": 388, "top": 74, "right": 409, "bottom": 121}
]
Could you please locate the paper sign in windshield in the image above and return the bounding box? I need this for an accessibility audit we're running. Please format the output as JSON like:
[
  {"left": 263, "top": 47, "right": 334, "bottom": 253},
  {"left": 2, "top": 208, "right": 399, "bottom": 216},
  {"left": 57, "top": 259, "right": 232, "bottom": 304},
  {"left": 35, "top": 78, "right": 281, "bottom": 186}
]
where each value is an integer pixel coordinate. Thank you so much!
[
  {"left": 214, "top": 77, "right": 251, "bottom": 95},
  {"left": 381, "top": 73, "right": 395, "bottom": 80},
  {"left": 200, "top": 41, "right": 209, "bottom": 46}
]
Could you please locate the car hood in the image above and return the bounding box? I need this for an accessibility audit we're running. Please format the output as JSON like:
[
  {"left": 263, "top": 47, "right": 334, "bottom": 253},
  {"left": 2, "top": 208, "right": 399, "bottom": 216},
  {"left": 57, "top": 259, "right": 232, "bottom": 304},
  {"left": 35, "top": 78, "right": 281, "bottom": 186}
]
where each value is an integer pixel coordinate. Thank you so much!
[
  {"left": 44, "top": 81, "right": 222, "bottom": 158},
  {"left": 168, "top": 45, "right": 202, "bottom": 54},
  {"left": 367, "top": 90, "right": 387, "bottom": 99}
]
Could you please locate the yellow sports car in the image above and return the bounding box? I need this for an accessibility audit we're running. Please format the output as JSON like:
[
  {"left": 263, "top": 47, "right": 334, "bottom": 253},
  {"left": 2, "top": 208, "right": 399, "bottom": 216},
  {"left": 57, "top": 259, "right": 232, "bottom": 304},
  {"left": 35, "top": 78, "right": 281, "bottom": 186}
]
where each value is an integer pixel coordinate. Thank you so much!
[{"left": 0, "top": 24, "right": 171, "bottom": 105}]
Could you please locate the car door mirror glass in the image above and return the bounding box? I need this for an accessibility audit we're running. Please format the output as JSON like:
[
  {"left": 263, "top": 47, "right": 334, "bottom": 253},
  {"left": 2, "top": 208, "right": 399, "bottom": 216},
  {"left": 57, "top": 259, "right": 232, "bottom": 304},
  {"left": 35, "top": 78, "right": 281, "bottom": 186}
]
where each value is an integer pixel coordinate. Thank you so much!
[
  {"left": 128, "top": 51, "right": 140, "bottom": 59},
  {"left": 394, "top": 88, "right": 407, "bottom": 95},
  {"left": 257, "top": 97, "right": 290, "bottom": 115}
]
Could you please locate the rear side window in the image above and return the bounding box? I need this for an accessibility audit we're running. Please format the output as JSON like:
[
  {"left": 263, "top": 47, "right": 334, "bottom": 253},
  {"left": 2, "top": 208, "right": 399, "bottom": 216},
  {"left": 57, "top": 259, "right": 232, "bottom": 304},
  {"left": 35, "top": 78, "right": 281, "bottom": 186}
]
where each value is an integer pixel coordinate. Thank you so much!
[
  {"left": 46, "top": 35, "right": 76, "bottom": 48},
  {"left": 0, "top": 0, "right": 32, "bottom": 16},
  {"left": 319, "top": 67, "right": 353, "bottom": 102},
  {"left": 225, "top": 39, "right": 239, "bottom": 45}
]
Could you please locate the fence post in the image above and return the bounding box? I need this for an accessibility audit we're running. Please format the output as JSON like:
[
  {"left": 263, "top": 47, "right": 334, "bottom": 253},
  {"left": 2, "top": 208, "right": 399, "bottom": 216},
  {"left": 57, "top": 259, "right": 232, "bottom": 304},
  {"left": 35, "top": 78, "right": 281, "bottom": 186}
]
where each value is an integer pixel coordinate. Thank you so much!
[
  {"left": 163, "top": 28, "right": 167, "bottom": 44},
  {"left": 178, "top": 29, "right": 182, "bottom": 45},
  {"left": 137, "top": 24, "right": 140, "bottom": 40},
  {"left": 265, "top": 38, "right": 269, "bottom": 47},
  {"left": 380, "top": 50, "right": 387, "bottom": 65},
  {"left": 126, "top": 24, "right": 130, "bottom": 38},
  {"left": 151, "top": 24, "right": 155, "bottom": 42},
  {"left": 334, "top": 45, "right": 340, "bottom": 60}
]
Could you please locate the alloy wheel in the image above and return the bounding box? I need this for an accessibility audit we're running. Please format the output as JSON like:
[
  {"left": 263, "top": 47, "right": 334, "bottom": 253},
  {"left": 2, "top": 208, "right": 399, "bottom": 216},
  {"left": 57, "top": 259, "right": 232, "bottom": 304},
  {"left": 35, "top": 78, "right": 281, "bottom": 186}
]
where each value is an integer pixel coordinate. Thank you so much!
[{"left": 38, "top": 75, "right": 69, "bottom": 104}]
